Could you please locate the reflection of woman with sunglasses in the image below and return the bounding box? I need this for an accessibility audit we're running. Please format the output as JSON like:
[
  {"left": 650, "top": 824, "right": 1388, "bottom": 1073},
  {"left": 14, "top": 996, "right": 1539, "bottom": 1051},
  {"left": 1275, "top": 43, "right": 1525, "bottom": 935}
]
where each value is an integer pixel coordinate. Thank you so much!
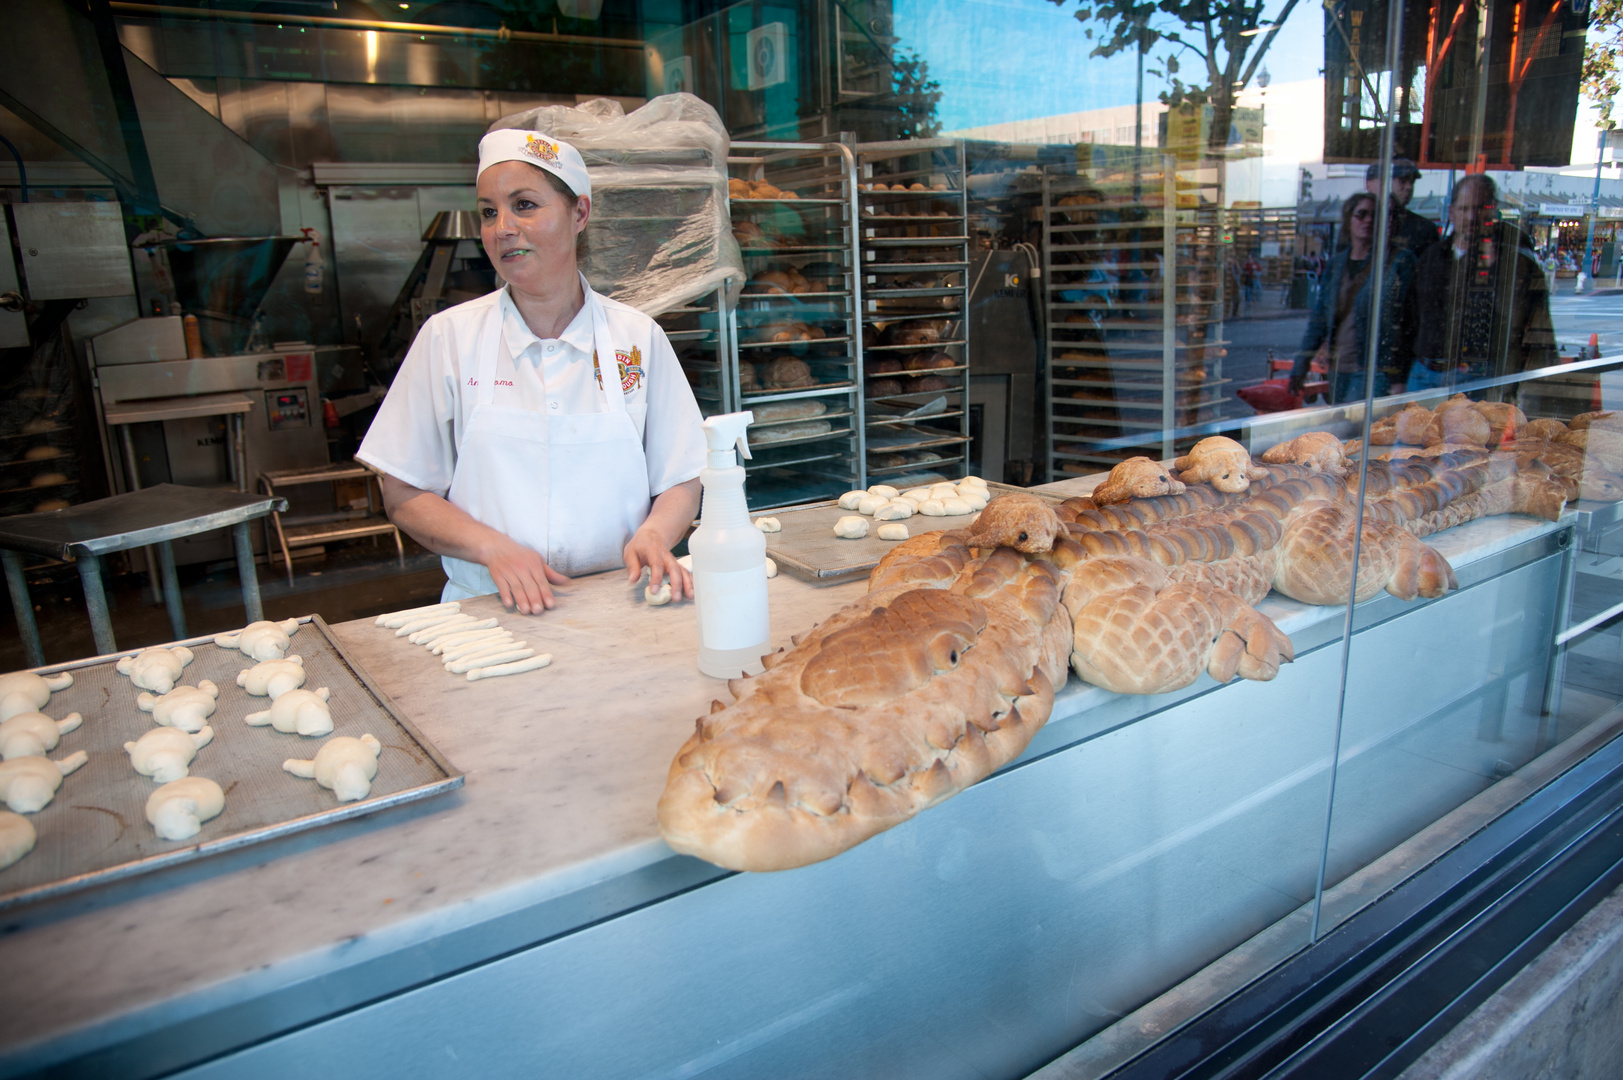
[{"left": 1289, "top": 192, "right": 1417, "bottom": 403}]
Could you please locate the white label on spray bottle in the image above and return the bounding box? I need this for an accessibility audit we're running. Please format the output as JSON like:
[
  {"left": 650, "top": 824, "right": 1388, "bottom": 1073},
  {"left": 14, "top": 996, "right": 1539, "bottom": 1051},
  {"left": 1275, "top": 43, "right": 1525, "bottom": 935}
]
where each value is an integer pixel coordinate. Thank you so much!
[{"left": 693, "top": 566, "right": 769, "bottom": 650}]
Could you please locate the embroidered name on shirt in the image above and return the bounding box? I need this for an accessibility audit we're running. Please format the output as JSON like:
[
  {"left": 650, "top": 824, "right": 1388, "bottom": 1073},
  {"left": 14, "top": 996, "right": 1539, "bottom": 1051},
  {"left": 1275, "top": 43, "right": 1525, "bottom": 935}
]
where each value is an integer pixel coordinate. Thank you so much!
[{"left": 494, "top": 379, "right": 514, "bottom": 386}]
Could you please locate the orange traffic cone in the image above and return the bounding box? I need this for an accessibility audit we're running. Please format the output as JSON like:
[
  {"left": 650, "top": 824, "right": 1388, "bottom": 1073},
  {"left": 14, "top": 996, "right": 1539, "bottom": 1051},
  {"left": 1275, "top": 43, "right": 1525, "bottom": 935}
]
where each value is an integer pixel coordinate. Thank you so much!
[
  {"left": 1593, "top": 378, "right": 1604, "bottom": 412},
  {"left": 1591, "top": 332, "right": 1601, "bottom": 358}
]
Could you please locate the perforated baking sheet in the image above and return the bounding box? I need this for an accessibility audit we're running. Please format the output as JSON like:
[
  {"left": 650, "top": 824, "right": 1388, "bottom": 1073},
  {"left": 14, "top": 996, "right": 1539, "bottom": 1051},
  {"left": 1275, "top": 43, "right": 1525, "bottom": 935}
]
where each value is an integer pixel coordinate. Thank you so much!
[{"left": 0, "top": 616, "right": 462, "bottom": 909}]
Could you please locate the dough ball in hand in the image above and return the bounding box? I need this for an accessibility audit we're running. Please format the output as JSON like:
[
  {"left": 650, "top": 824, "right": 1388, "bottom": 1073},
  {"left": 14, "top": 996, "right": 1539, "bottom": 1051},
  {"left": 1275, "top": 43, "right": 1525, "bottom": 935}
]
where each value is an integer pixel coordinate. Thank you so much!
[{"left": 645, "top": 580, "right": 674, "bottom": 606}]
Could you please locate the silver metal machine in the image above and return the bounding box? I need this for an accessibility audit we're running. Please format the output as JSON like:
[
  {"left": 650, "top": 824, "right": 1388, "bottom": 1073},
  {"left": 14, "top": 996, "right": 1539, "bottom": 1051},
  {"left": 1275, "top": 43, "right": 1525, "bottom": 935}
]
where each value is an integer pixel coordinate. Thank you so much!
[{"left": 87, "top": 316, "right": 342, "bottom": 564}]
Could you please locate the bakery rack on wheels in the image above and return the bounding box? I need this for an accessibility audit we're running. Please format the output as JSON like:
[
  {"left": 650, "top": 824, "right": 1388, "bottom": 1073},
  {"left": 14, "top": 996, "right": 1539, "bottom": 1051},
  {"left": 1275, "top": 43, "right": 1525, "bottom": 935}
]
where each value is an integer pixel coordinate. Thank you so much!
[
  {"left": 656, "top": 288, "right": 736, "bottom": 419},
  {"left": 727, "top": 141, "right": 866, "bottom": 511},
  {"left": 854, "top": 138, "right": 972, "bottom": 487},
  {"left": 1042, "top": 153, "right": 1230, "bottom": 480}
]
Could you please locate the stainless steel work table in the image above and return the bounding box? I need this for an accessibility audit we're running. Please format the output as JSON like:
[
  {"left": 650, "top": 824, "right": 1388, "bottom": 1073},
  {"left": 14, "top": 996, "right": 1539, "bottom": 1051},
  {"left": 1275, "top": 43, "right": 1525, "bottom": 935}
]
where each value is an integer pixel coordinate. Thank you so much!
[
  {"left": 0, "top": 484, "right": 284, "bottom": 665},
  {"left": 0, "top": 508, "right": 1584, "bottom": 1080}
]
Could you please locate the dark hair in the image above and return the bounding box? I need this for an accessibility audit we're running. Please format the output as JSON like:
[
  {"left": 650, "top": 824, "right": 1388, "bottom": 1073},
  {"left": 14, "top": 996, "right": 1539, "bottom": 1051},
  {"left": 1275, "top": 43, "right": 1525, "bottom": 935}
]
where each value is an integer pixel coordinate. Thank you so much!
[
  {"left": 1451, "top": 173, "right": 1496, "bottom": 208},
  {"left": 1338, "top": 192, "right": 1377, "bottom": 247}
]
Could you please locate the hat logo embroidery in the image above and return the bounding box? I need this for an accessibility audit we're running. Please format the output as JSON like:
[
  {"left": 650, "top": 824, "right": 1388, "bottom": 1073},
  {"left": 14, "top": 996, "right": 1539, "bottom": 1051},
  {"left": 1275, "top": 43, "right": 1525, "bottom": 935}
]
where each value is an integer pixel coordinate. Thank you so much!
[{"left": 523, "top": 134, "right": 560, "bottom": 166}]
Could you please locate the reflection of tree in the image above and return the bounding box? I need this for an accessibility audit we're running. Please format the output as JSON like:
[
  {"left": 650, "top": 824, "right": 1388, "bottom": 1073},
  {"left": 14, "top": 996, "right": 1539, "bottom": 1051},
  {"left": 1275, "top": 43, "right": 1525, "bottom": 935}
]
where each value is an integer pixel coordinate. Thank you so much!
[
  {"left": 1585, "top": 0, "right": 1623, "bottom": 128},
  {"left": 891, "top": 49, "right": 943, "bottom": 139},
  {"left": 1050, "top": 0, "right": 1296, "bottom": 150}
]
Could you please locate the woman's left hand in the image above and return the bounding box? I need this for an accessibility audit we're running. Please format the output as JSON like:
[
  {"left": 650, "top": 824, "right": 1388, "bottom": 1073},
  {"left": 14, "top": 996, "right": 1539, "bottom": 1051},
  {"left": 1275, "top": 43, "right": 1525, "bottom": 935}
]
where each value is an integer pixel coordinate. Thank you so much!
[{"left": 625, "top": 526, "right": 692, "bottom": 601}]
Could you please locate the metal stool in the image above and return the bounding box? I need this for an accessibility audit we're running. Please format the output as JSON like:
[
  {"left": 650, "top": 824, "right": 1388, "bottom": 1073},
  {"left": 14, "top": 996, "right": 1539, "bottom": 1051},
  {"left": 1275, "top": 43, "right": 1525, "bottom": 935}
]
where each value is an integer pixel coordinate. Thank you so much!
[{"left": 259, "top": 464, "right": 404, "bottom": 586}]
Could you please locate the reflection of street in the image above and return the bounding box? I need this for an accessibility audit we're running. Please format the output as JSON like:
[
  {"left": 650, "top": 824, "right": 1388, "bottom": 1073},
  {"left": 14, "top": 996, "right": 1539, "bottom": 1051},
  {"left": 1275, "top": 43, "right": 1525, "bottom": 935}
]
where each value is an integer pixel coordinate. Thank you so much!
[{"left": 1219, "top": 281, "right": 1623, "bottom": 419}]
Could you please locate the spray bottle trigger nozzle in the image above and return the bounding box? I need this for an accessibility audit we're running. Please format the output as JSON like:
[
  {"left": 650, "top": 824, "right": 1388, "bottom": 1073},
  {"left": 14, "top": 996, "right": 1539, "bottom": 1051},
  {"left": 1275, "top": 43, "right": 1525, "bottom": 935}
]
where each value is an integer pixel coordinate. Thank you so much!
[{"left": 736, "top": 433, "right": 752, "bottom": 461}]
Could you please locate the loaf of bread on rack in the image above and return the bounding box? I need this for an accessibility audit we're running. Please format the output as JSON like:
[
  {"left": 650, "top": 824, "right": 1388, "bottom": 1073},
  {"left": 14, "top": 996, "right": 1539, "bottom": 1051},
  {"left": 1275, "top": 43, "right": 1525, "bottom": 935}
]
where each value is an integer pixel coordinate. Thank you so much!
[
  {"left": 751, "top": 420, "right": 833, "bottom": 445},
  {"left": 658, "top": 536, "right": 1073, "bottom": 872},
  {"left": 762, "top": 356, "right": 816, "bottom": 389},
  {"left": 750, "top": 400, "right": 828, "bottom": 423}
]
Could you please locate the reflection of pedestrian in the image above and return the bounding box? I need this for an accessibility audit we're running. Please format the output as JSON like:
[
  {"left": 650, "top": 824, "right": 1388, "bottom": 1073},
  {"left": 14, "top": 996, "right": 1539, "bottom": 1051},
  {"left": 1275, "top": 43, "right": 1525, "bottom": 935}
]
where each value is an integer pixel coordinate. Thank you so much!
[
  {"left": 1366, "top": 158, "right": 1439, "bottom": 259},
  {"left": 1411, "top": 175, "right": 1557, "bottom": 395},
  {"left": 1290, "top": 193, "right": 1416, "bottom": 403}
]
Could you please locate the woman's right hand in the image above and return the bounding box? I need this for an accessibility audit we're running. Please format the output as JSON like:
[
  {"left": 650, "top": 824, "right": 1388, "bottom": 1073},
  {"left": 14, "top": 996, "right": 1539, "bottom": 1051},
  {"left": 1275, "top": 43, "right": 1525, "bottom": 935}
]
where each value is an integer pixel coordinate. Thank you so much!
[
  {"left": 381, "top": 474, "right": 570, "bottom": 615},
  {"left": 481, "top": 535, "right": 572, "bottom": 615}
]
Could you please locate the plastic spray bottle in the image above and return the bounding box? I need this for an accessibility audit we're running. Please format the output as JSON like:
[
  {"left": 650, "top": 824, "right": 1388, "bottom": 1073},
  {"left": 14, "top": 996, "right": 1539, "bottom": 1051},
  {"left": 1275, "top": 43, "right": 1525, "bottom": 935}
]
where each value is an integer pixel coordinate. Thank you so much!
[{"left": 690, "top": 411, "right": 769, "bottom": 679}]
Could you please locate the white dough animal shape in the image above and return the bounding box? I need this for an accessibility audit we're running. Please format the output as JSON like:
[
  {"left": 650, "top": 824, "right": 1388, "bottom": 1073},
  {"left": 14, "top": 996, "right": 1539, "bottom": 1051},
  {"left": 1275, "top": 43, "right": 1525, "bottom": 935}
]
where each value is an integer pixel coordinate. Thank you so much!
[
  {"left": 125, "top": 726, "right": 214, "bottom": 783},
  {"left": 145, "top": 777, "right": 225, "bottom": 840},
  {"left": 0, "top": 671, "right": 73, "bottom": 722},
  {"left": 137, "top": 681, "right": 220, "bottom": 733},
  {"left": 115, "top": 646, "right": 195, "bottom": 694},
  {"left": 0, "top": 711, "right": 82, "bottom": 760},
  {"left": 0, "top": 810, "right": 36, "bottom": 869},
  {"left": 237, "top": 657, "right": 306, "bottom": 698},
  {"left": 245, "top": 687, "right": 333, "bottom": 737},
  {"left": 213, "top": 618, "right": 300, "bottom": 661},
  {"left": 283, "top": 734, "right": 381, "bottom": 802},
  {"left": 0, "top": 751, "right": 88, "bottom": 813}
]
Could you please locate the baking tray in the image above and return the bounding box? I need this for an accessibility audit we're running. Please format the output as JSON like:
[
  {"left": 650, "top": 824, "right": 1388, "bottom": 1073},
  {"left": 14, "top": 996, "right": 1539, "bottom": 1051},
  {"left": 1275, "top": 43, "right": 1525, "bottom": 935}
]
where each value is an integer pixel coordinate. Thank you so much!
[
  {"left": 0, "top": 615, "right": 463, "bottom": 909},
  {"left": 762, "top": 482, "right": 1065, "bottom": 580}
]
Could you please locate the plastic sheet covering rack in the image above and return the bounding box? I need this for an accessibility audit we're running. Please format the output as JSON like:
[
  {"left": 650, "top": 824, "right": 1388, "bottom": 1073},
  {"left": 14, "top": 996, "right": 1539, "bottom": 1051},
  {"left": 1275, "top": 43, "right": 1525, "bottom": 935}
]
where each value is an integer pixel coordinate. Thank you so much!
[
  {"left": 0, "top": 616, "right": 462, "bottom": 909},
  {"left": 488, "top": 93, "right": 745, "bottom": 317}
]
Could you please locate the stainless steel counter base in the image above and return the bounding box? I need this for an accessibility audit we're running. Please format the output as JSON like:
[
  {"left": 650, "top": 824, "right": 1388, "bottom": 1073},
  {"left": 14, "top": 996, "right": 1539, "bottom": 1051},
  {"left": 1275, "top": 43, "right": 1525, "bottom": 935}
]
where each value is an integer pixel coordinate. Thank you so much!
[{"left": 138, "top": 531, "right": 1569, "bottom": 1080}]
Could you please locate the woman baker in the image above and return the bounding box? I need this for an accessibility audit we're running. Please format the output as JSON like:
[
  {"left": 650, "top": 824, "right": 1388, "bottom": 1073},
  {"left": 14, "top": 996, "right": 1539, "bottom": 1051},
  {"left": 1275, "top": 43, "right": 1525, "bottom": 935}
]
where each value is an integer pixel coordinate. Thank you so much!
[{"left": 358, "top": 129, "right": 706, "bottom": 614}]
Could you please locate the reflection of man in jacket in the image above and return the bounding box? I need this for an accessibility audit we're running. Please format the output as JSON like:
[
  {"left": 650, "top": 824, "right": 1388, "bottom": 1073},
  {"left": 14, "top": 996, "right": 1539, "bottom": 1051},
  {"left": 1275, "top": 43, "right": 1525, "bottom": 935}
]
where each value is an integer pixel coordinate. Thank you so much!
[
  {"left": 1366, "top": 158, "right": 1439, "bottom": 259},
  {"left": 1410, "top": 175, "right": 1557, "bottom": 395}
]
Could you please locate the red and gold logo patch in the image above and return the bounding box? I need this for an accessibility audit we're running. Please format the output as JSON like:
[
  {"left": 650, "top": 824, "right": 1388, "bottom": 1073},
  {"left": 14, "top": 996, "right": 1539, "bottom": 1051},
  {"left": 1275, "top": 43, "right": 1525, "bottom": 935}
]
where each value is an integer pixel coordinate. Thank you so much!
[
  {"left": 593, "top": 345, "right": 643, "bottom": 392},
  {"left": 523, "top": 134, "right": 560, "bottom": 166}
]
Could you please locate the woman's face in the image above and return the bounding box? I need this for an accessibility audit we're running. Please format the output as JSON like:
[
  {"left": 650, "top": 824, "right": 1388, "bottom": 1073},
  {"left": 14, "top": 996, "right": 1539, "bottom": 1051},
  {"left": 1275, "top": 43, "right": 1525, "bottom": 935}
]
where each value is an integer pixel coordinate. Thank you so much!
[
  {"left": 1349, "top": 199, "right": 1375, "bottom": 247},
  {"left": 477, "top": 161, "right": 589, "bottom": 295}
]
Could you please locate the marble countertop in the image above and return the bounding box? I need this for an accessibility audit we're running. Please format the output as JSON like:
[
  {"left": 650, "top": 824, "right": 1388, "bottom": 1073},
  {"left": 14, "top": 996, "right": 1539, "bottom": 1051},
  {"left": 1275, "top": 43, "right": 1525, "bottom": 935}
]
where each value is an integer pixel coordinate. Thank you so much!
[{"left": 0, "top": 503, "right": 1573, "bottom": 1075}]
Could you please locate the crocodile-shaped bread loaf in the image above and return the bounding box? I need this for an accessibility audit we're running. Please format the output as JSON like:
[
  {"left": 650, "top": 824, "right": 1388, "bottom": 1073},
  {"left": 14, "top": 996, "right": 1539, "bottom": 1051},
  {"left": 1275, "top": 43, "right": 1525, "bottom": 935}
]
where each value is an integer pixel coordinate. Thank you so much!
[{"left": 658, "top": 539, "right": 1072, "bottom": 873}]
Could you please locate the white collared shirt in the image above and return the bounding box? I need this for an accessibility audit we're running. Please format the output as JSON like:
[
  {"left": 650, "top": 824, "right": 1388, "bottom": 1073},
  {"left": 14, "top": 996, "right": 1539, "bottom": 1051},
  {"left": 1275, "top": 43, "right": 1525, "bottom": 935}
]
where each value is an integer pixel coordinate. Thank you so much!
[{"left": 357, "top": 285, "right": 706, "bottom": 500}]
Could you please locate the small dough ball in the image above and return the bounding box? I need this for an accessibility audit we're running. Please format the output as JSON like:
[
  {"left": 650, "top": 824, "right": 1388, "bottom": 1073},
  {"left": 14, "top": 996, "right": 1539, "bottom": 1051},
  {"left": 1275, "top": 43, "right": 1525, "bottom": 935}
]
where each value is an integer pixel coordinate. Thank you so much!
[
  {"left": 0, "top": 810, "right": 36, "bottom": 869},
  {"left": 764, "top": 557, "right": 778, "bottom": 579},
  {"left": 918, "top": 498, "right": 948, "bottom": 516},
  {"left": 867, "top": 485, "right": 899, "bottom": 499},
  {"left": 959, "top": 474, "right": 989, "bottom": 489},
  {"left": 902, "top": 487, "right": 933, "bottom": 501},
  {"left": 890, "top": 496, "right": 920, "bottom": 512},
  {"left": 942, "top": 497, "right": 973, "bottom": 515},
  {"left": 837, "top": 490, "right": 868, "bottom": 510},
  {"left": 929, "top": 484, "right": 958, "bottom": 500},
  {"left": 24, "top": 446, "right": 60, "bottom": 461},
  {"left": 645, "top": 580, "right": 673, "bottom": 606},
  {"left": 30, "top": 472, "right": 67, "bottom": 488},
  {"left": 877, "top": 523, "right": 910, "bottom": 541},
  {"left": 959, "top": 490, "right": 989, "bottom": 511},
  {"left": 873, "top": 500, "right": 913, "bottom": 521},
  {"left": 754, "top": 516, "right": 782, "bottom": 533},
  {"left": 834, "top": 515, "right": 870, "bottom": 539},
  {"left": 857, "top": 494, "right": 888, "bottom": 516}
]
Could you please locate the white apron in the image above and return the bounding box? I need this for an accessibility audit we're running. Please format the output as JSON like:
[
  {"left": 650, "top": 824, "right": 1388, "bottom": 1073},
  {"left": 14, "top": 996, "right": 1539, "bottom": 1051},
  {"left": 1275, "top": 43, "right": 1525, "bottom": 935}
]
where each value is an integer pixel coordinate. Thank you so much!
[{"left": 440, "top": 277, "right": 651, "bottom": 602}]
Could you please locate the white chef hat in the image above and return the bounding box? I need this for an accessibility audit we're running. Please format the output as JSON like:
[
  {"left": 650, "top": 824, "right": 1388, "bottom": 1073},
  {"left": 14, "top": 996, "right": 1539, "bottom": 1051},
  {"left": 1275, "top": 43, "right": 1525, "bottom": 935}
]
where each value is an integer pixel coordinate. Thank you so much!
[{"left": 477, "top": 129, "right": 591, "bottom": 199}]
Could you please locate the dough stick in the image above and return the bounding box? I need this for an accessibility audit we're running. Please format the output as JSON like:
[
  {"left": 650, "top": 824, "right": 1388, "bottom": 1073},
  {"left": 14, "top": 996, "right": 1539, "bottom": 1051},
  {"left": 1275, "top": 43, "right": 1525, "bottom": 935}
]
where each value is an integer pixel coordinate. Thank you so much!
[
  {"left": 376, "top": 602, "right": 459, "bottom": 628},
  {"left": 425, "top": 622, "right": 503, "bottom": 651},
  {"left": 394, "top": 612, "right": 469, "bottom": 637},
  {"left": 444, "top": 641, "right": 526, "bottom": 670},
  {"left": 407, "top": 615, "right": 477, "bottom": 643},
  {"left": 447, "top": 647, "right": 533, "bottom": 674},
  {"left": 433, "top": 630, "right": 509, "bottom": 656},
  {"left": 440, "top": 634, "right": 515, "bottom": 663},
  {"left": 467, "top": 654, "right": 553, "bottom": 681}
]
